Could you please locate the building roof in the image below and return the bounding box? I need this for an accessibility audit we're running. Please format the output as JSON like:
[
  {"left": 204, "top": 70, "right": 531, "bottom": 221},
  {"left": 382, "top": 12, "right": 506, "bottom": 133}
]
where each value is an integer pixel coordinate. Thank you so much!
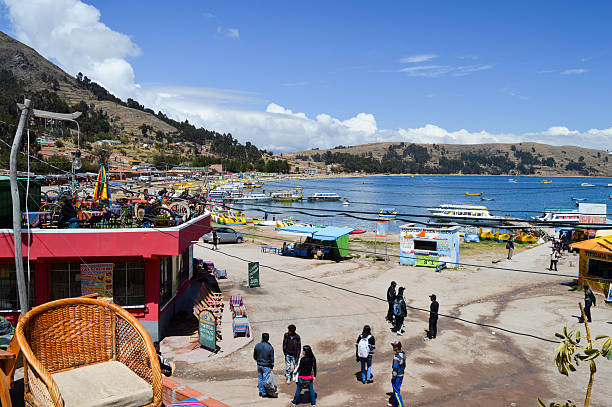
[{"left": 572, "top": 236, "right": 612, "bottom": 254}]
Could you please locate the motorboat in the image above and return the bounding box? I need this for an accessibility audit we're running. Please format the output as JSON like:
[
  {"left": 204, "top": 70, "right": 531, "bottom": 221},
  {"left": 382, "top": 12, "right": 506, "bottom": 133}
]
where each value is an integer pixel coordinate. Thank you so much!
[
  {"left": 233, "top": 193, "right": 271, "bottom": 203},
  {"left": 271, "top": 190, "right": 302, "bottom": 202},
  {"left": 427, "top": 204, "right": 505, "bottom": 224},
  {"left": 531, "top": 209, "right": 580, "bottom": 223},
  {"left": 581, "top": 183, "right": 595, "bottom": 187},
  {"left": 481, "top": 197, "right": 495, "bottom": 201},
  {"left": 342, "top": 200, "right": 350, "bottom": 206},
  {"left": 465, "top": 192, "right": 483, "bottom": 196},
  {"left": 307, "top": 192, "right": 341, "bottom": 201},
  {"left": 571, "top": 197, "right": 587, "bottom": 201}
]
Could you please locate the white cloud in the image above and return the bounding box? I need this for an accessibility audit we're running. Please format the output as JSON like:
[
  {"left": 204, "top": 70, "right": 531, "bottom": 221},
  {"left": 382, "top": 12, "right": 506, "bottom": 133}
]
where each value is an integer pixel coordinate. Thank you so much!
[
  {"left": 217, "top": 26, "right": 239, "bottom": 39},
  {"left": 399, "top": 64, "right": 494, "bottom": 78},
  {"left": 2, "top": 0, "right": 611, "bottom": 153},
  {"left": 561, "top": 68, "right": 588, "bottom": 75},
  {"left": 1, "top": 0, "right": 140, "bottom": 99},
  {"left": 203, "top": 12, "right": 215, "bottom": 18},
  {"left": 400, "top": 54, "right": 438, "bottom": 63}
]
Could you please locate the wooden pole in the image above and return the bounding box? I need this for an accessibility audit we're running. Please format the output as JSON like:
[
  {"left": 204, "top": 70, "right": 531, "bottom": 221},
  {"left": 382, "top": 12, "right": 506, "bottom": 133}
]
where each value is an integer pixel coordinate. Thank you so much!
[{"left": 10, "top": 99, "right": 31, "bottom": 315}]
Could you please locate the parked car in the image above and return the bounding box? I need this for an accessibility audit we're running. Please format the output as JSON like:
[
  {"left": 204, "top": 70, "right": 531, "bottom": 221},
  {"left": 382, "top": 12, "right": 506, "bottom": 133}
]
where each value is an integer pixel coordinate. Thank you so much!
[{"left": 202, "top": 227, "right": 244, "bottom": 244}]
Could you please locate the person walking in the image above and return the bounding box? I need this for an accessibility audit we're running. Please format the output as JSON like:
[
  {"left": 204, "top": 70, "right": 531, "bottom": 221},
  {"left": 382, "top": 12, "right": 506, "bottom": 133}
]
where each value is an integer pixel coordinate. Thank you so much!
[
  {"left": 393, "top": 287, "right": 407, "bottom": 336},
  {"left": 291, "top": 345, "right": 317, "bottom": 406},
  {"left": 386, "top": 281, "right": 397, "bottom": 323},
  {"left": 212, "top": 229, "right": 219, "bottom": 250},
  {"left": 580, "top": 283, "right": 597, "bottom": 323},
  {"left": 356, "top": 325, "right": 376, "bottom": 384},
  {"left": 253, "top": 333, "right": 274, "bottom": 398},
  {"left": 506, "top": 237, "right": 515, "bottom": 260},
  {"left": 549, "top": 249, "right": 560, "bottom": 271},
  {"left": 425, "top": 294, "right": 439, "bottom": 340},
  {"left": 283, "top": 324, "right": 301, "bottom": 384},
  {"left": 388, "top": 341, "right": 405, "bottom": 407}
]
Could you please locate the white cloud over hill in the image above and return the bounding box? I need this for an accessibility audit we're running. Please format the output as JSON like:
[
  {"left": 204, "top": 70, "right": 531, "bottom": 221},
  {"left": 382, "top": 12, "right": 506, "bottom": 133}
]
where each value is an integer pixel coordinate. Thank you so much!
[{"left": 2, "top": 0, "right": 611, "bottom": 152}]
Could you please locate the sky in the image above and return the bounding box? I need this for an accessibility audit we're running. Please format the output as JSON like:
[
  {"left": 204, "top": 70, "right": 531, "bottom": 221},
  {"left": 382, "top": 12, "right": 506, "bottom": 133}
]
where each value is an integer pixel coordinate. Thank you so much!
[{"left": 1, "top": 0, "right": 612, "bottom": 152}]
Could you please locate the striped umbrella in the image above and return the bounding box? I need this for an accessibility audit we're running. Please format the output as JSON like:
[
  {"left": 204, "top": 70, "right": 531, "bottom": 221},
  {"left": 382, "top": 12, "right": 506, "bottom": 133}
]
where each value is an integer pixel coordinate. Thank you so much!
[{"left": 93, "top": 165, "right": 111, "bottom": 200}]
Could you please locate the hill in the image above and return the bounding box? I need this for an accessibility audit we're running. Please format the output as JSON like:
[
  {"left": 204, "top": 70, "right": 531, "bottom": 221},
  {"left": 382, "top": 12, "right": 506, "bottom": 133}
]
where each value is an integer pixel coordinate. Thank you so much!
[
  {"left": 287, "top": 141, "right": 612, "bottom": 176},
  {"left": 0, "top": 31, "right": 289, "bottom": 174}
]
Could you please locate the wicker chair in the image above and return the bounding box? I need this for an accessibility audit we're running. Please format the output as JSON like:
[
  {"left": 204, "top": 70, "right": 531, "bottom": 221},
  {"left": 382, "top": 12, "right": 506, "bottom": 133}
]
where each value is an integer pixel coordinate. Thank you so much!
[{"left": 15, "top": 297, "right": 162, "bottom": 407}]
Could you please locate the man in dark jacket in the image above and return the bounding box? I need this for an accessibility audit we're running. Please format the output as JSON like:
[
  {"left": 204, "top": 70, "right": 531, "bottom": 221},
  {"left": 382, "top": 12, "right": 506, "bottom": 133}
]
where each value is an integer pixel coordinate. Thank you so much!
[
  {"left": 253, "top": 333, "right": 274, "bottom": 397},
  {"left": 386, "top": 281, "right": 397, "bottom": 323},
  {"left": 393, "top": 287, "right": 407, "bottom": 336},
  {"left": 425, "top": 294, "right": 439, "bottom": 340},
  {"left": 283, "top": 324, "right": 301, "bottom": 384},
  {"left": 58, "top": 196, "right": 78, "bottom": 228},
  {"left": 580, "top": 283, "right": 597, "bottom": 323}
]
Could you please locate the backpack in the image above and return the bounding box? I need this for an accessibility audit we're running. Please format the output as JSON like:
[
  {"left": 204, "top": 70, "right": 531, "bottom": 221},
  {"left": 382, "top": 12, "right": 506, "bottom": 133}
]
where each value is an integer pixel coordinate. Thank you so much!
[
  {"left": 357, "top": 335, "right": 371, "bottom": 358},
  {"left": 393, "top": 300, "right": 401, "bottom": 316}
]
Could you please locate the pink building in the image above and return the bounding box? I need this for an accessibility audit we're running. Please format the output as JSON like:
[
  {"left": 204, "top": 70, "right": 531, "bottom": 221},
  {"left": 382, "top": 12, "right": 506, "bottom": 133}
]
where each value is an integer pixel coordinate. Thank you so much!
[{"left": 0, "top": 214, "right": 211, "bottom": 341}]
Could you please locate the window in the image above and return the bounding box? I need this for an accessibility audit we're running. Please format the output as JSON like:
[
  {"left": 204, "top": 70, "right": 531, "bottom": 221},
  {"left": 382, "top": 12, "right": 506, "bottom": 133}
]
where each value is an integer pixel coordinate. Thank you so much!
[
  {"left": 113, "top": 261, "right": 145, "bottom": 307},
  {"left": 414, "top": 240, "right": 437, "bottom": 251},
  {"left": 587, "top": 259, "right": 612, "bottom": 279},
  {"left": 160, "top": 256, "right": 172, "bottom": 306},
  {"left": 50, "top": 261, "right": 145, "bottom": 307},
  {"left": 0, "top": 263, "right": 35, "bottom": 311},
  {"left": 49, "top": 262, "right": 82, "bottom": 300}
]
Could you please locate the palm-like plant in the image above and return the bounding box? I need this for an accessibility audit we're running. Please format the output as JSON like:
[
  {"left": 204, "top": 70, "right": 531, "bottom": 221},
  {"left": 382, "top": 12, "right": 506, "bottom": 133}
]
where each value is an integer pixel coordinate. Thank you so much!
[{"left": 538, "top": 303, "right": 612, "bottom": 407}]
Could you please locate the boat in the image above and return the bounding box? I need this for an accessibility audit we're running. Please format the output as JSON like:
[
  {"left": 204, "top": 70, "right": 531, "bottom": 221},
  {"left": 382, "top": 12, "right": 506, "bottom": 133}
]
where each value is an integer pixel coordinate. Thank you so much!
[
  {"left": 515, "top": 231, "right": 537, "bottom": 244},
  {"left": 531, "top": 208, "right": 580, "bottom": 223},
  {"left": 428, "top": 204, "right": 506, "bottom": 224},
  {"left": 481, "top": 197, "right": 495, "bottom": 201},
  {"left": 307, "top": 192, "right": 341, "bottom": 201},
  {"left": 508, "top": 179, "right": 517, "bottom": 183},
  {"left": 350, "top": 229, "right": 366, "bottom": 234},
  {"left": 362, "top": 181, "right": 367, "bottom": 184},
  {"left": 571, "top": 197, "right": 587, "bottom": 201},
  {"left": 607, "top": 184, "right": 612, "bottom": 187},
  {"left": 271, "top": 190, "right": 302, "bottom": 202},
  {"left": 342, "top": 200, "right": 350, "bottom": 206},
  {"left": 541, "top": 180, "right": 552, "bottom": 184},
  {"left": 465, "top": 192, "right": 483, "bottom": 196},
  {"left": 581, "top": 183, "right": 595, "bottom": 187},
  {"left": 233, "top": 193, "right": 271, "bottom": 203},
  {"left": 379, "top": 207, "right": 397, "bottom": 219}
]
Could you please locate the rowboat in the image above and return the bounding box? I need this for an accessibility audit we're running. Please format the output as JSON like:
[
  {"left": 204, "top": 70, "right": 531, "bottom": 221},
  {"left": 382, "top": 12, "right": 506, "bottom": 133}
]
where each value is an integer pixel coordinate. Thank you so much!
[
  {"left": 342, "top": 200, "right": 350, "bottom": 206},
  {"left": 465, "top": 192, "right": 483, "bottom": 196},
  {"left": 481, "top": 197, "right": 495, "bottom": 201},
  {"left": 350, "top": 229, "right": 366, "bottom": 234},
  {"left": 581, "top": 183, "right": 595, "bottom": 187},
  {"left": 541, "top": 180, "right": 552, "bottom": 184},
  {"left": 508, "top": 179, "right": 517, "bottom": 183}
]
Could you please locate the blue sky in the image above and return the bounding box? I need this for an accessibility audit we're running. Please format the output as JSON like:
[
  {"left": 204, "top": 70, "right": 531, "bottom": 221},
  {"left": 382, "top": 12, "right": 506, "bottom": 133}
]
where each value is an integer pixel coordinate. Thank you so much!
[{"left": 1, "top": 1, "right": 611, "bottom": 151}]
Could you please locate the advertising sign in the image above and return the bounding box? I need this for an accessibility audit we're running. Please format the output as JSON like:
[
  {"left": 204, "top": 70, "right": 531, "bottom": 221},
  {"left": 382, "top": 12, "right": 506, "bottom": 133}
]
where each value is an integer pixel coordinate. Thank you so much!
[
  {"left": 248, "top": 262, "right": 260, "bottom": 287},
  {"left": 415, "top": 255, "right": 440, "bottom": 268},
  {"left": 80, "top": 263, "right": 114, "bottom": 300},
  {"left": 578, "top": 203, "right": 607, "bottom": 225},
  {"left": 198, "top": 309, "right": 216, "bottom": 351},
  {"left": 376, "top": 221, "right": 388, "bottom": 237}
]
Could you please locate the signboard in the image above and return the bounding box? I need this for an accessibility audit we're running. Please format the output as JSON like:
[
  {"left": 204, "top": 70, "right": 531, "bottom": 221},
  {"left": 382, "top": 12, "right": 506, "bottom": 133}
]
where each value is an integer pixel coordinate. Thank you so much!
[
  {"left": 248, "top": 262, "right": 260, "bottom": 287},
  {"left": 415, "top": 255, "right": 440, "bottom": 268},
  {"left": 80, "top": 263, "right": 114, "bottom": 300},
  {"left": 376, "top": 221, "right": 388, "bottom": 238},
  {"left": 578, "top": 203, "right": 607, "bottom": 225},
  {"left": 198, "top": 309, "right": 216, "bottom": 351},
  {"left": 607, "top": 285, "right": 612, "bottom": 302}
]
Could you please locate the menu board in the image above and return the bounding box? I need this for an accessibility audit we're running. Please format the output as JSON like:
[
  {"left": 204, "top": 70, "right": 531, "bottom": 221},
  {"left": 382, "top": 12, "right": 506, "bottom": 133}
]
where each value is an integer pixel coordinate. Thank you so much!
[
  {"left": 248, "top": 262, "right": 260, "bottom": 288},
  {"left": 198, "top": 309, "right": 216, "bottom": 351},
  {"left": 81, "top": 263, "right": 114, "bottom": 300}
]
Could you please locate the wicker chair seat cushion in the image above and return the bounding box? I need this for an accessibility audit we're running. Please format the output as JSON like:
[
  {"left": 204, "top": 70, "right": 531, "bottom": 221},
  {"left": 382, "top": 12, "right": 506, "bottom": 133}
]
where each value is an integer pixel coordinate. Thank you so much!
[{"left": 51, "top": 360, "right": 153, "bottom": 407}]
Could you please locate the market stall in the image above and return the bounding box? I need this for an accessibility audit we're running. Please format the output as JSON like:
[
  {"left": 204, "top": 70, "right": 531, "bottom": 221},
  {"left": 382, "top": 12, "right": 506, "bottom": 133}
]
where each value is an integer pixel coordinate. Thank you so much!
[{"left": 400, "top": 224, "right": 460, "bottom": 268}]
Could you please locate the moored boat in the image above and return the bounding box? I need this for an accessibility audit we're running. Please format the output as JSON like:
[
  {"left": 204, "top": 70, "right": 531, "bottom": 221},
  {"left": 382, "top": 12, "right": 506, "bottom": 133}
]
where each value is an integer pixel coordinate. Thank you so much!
[
  {"left": 307, "top": 192, "right": 341, "bottom": 201},
  {"left": 571, "top": 197, "right": 587, "bottom": 201},
  {"left": 531, "top": 208, "right": 579, "bottom": 223},
  {"left": 465, "top": 192, "right": 483, "bottom": 196},
  {"left": 581, "top": 182, "right": 595, "bottom": 187},
  {"left": 541, "top": 180, "right": 552, "bottom": 184},
  {"left": 428, "top": 204, "right": 505, "bottom": 224},
  {"left": 481, "top": 197, "right": 495, "bottom": 201}
]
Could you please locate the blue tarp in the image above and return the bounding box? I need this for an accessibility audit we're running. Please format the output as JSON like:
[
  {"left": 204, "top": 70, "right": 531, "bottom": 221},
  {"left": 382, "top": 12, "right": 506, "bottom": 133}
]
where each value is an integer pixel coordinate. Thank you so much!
[{"left": 276, "top": 225, "right": 354, "bottom": 241}]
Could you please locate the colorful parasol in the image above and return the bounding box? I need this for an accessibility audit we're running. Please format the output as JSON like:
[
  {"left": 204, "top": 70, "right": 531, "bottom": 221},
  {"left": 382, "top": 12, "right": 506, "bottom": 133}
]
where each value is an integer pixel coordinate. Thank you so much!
[{"left": 93, "top": 165, "right": 111, "bottom": 200}]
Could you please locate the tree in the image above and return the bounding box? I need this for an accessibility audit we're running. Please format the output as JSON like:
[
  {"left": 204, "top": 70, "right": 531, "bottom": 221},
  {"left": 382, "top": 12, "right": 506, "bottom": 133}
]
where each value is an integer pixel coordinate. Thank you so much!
[{"left": 538, "top": 304, "right": 612, "bottom": 407}]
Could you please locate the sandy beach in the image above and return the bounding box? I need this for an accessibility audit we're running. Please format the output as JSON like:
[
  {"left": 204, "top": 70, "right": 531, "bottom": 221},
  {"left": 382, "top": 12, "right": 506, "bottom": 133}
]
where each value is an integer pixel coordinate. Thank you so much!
[{"left": 165, "top": 235, "right": 612, "bottom": 407}]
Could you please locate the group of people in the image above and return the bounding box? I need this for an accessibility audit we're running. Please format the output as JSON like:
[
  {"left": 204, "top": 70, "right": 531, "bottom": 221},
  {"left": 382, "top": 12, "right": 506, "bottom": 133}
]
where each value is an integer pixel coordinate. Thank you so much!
[
  {"left": 386, "top": 281, "right": 439, "bottom": 341},
  {"left": 253, "top": 326, "right": 318, "bottom": 406}
]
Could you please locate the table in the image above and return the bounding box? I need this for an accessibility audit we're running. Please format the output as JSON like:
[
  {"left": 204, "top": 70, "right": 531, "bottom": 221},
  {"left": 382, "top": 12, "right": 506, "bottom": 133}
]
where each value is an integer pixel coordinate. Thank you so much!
[
  {"left": 78, "top": 210, "right": 105, "bottom": 222},
  {"left": 22, "top": 211, "right": 52, "bottom": 228}
]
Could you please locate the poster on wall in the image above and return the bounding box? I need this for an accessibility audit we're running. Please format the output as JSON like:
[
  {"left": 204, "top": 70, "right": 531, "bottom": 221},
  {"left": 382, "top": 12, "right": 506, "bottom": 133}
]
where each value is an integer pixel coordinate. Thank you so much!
[{"left": 80, "top": 263, "right": 114, "bottom": 301}]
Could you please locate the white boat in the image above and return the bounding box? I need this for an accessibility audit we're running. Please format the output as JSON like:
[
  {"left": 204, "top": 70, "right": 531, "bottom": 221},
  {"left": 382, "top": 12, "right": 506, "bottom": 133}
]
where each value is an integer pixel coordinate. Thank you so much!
[
  {"left": 531, "top": 209, "right": 580, "bottom": 223},
  {"left": 307, "top": 192, "right": 341, "bottom": 201},
  {"left": 581, "top": 183, "right": 595, "bottom": 187},
  {"left": 233, "top": 193, "right": 271, "bottom": 203},
  {"left": 607, "top": 184, "right": 612, "bottom": 187},
  {"left": 427, "top": 204, "right": 505, "bottom": 224},
  {"left": 342, "top": 200, "right": 350, "bottom": 206}
]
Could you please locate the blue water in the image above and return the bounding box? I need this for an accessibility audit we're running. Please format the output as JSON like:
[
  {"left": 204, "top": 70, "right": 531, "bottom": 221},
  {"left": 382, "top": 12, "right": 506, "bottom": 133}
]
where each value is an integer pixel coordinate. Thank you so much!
[{"left": 233, "top": 175, "right": 612, "bottom": 232}]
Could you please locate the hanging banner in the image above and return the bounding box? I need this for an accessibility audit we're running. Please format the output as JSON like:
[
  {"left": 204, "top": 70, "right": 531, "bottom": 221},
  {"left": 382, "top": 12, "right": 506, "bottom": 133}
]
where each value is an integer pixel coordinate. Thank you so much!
[
  {"left": 248, "top": 262, "right": 260, "bottom": 287},
  {"left": 376, "top": 221, "right": 388, "bottom": 238},
  {"left": 80, "top": 263, "right": 114, "bottom": 300},
  {"left": 198, "top": 309, "right": 217, "bottom": 351}
]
